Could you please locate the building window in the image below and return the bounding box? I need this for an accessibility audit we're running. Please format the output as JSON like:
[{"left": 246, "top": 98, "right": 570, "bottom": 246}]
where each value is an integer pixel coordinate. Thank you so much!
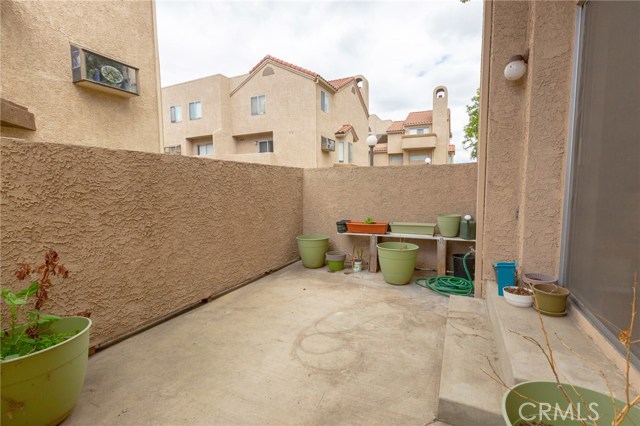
[
  {"left": 338, "top": 141, "right": 345, "bottom": 163},
  {"left": 189, "top": 101, "right": 202, "bottom": 120},
  {"left": 409, "top": 153, "right": 430, "bottom": 164},
  {"left": 258, "top": 140, "right": 273, "bottom": 153},
  {"left": 408, "top": 127, "right": 430, "bottom": 135},
  {"left": 251, "top": 95, "right": 266, "bottom": 115},
  {"left": 197, "top": 143, "right": 213, "bottom": 155},
  {"left": 170, "top": 105, "right": 182, "bottom": 123},
  {"left": 321, "top": 91, "right": 329, "bottom": 113},
  {"left": 389, "top": 154, "right": 403, "bottom": 165},
  {"left": 348, "top": 142, "right": 353, "bottom": 163}
]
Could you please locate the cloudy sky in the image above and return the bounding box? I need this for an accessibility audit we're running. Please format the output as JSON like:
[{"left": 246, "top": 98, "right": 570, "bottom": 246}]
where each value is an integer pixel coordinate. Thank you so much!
[{"left": 155, "top": 0, "right": 483, "bottom": 163}]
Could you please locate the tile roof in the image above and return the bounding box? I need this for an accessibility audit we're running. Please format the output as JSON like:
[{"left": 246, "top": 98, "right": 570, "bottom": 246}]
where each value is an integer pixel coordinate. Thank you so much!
[
  {"left": 448, "top": 144, "right": 456, "bottom": 153},
  {"left": 373, "top": 143, "right": 388, "bottom": 153},
  {"left": 386, "top": 121, "right": 406, "bottom": 133},
  {"left": 405, "top": 110, "right": 433, "bottom": 126},
  {"left": 250, "top": 55, "right": 320, "bottom": 79},
  {"left": 328, "top": 77, "right": 355, "bottom": 90},
  {"left": 335, "top": 124, "right": 353, "bottom": 134}
]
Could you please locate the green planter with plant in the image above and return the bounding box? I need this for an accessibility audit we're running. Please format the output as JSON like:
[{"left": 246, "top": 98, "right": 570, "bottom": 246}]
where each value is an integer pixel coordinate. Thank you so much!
[
  {"left": 376, "top": 242, "right": 419, "bottom": 285},
  {"left": 1, "top": 250, "right": 92, "bottom": 426}
]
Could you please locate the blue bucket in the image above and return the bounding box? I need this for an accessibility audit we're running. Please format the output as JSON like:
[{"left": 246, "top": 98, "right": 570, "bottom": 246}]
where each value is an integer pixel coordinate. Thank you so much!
[{"left": 493, "top": 261, "right": 517, "bottom": 296}]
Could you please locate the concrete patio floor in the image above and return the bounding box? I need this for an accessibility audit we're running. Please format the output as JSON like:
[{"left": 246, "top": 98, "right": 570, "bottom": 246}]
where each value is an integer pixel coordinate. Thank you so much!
[{"left": 63, "top": 262, "right": 452, "bottom": 426}]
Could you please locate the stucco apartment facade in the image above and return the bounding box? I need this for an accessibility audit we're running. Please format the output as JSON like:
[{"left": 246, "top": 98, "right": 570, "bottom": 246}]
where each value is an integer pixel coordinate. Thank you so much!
[
  {"left": 0, "top": 0, "right": 163, "bottom": 153},
  {"left": 162, "top": 55, "right": 371, "bottom": 168},
  {"left": 372, "top": 86, "right": 454, "bottom": 166}
]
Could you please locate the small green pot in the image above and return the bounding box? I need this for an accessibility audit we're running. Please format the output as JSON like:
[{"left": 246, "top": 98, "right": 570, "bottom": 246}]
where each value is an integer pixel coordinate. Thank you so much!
[
  {"left": 437, "top": 214, "right": 462, "bottom": 237},
  {"left": 503, "top": 381, "right": 640, "bottom": 425},
  {"left": 532, "top": 283, "right": 570, "bottom": 315},
  {"left": 377, "top": 242, "right": 419, "bottom": 285},
  {"left": 326, "top": 251, "right": 346, "bottom": 272},
  {"left": 1, "top": 316, "right": 92, "bottom": 426},
  {"left": 296, "top": 234, "right": 329, "bottom": 268}
]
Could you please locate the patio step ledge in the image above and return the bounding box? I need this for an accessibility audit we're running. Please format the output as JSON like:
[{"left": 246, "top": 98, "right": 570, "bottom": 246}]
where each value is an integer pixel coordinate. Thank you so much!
[
  {"left": 486, "top": 280, "right": 632, "bottom": 397},
  {"left": 437, "top": 295, "right": 503, "bottom": 426}
]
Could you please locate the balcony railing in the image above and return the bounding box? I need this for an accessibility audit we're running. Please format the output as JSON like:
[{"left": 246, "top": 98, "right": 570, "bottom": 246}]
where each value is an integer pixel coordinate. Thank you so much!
[{"left": 401, "top": 134, "right": 437, "bottom": 150}]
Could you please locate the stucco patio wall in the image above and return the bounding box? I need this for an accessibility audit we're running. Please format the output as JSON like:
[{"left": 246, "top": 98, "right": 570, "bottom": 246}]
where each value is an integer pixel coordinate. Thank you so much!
[
  {"left": 0, "top": 139, "right": 303, "bottom": 347},
  {"left": 303, "top": 164, "right": 478, "bottom": 272},
  {"left": 477, "top": 1, "right": 575, "bottom": 286}
]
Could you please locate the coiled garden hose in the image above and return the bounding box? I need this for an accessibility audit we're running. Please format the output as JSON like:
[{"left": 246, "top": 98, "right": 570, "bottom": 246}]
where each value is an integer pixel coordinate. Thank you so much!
[{"left": 414, "top": 250, "right": 474, "bottom": 297}]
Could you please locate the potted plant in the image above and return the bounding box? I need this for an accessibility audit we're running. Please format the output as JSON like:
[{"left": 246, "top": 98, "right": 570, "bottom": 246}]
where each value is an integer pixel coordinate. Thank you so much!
[
  {"left": 376, "top": 241, "right": 419, "bottom": 285},
  {"left": 346, "top": 217, "right": 389, "bottom": 234},
  {"left": 350, "top": 244, "right": 365, "bottom": 272},
  {"left": 532, "top": 283, "right": 570, "bottom": 316},
  {"left": 1, "top": 250, "right": 92, "bottom": 426},
  {"left": 503, "top": 286, "right": 534, "bottom": 308}
]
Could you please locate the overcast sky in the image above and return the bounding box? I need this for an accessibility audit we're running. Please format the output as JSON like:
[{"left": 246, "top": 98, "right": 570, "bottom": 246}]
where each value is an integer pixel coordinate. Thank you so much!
[{"left": 155, "top": 0, "right": 483, "bottom": 163}]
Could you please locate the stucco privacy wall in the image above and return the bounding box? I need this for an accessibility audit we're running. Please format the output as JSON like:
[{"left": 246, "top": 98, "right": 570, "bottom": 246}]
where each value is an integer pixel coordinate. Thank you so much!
[
  {"left": 303, "top": 164, "right": 478, "bottom": 271},
  {"left": 0, "top": 139, "right": 303, "bottom": 347},
  {"left": 0, "top": 1, "right": 162, "bottom": 153},
  {"left": 478, "top": 1, "right": 575, "bottom": 283}
]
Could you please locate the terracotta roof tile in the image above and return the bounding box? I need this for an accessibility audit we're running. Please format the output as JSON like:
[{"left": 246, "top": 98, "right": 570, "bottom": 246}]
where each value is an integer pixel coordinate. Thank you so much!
[
  {"left": 405, "top": 110, "right": 433, "bottom": 126},
  {"left": 328, "top": 77, "right": 355, "bottom": 90},
  {"left": 386, "top": 121, "right": 405, "bottom": 133},
  {"left": 335, "top": 124, "right": 353, "bottom": 134},
  {"left": 250, "top": 55, "right": 320, "bottom": 79},
  {"left": 373, "top": 143, "right": 388, "bottom": 153},
  {"left": 448, "top": 144, "right": 456, "bottom": 153}
]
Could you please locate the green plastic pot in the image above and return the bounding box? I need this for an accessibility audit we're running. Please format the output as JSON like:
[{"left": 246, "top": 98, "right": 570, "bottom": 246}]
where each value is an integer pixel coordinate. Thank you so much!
[
  {"left": 377, "top": 242, "right": 419, "bottom": 285},
  {"left": 503, "top": 381, "right": 640, "bottom": 425},
  {"left": 532, "top": 283, "right": 570, "bottom": 315},
  {"left": 437, "top": 214, "right": 462, "bottom": 237},
  {"left": 1, "top": 316, "right": 92, "bottom": 426},
  {"left": 296, "top": 234, "right": 329, "bottom": 268},
  {"left": 326, "top": 251, "right": 346, "bottom": 272}
]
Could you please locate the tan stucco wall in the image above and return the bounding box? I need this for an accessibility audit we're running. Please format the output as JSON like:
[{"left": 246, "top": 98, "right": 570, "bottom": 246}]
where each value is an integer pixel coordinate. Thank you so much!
[
  {"left": 0, "top": 0, "right": 162, "bottom": 153},
  {"left": 1, "top": 139, "right": 303, "bottom": 347},
  {"left": 303, "top": 164, "right": 478, "bottom": 271},
  {"left": 478, "top": 1, "right": 575, "bottom": 283},
  {"left": 368, "top": 114, "right": 392, "bottom": 136}
]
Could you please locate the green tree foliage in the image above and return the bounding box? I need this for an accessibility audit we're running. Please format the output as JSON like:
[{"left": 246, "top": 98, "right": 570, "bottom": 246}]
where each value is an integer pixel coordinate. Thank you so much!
[{"left": 463, "top": 88, "right": 479, "bottom": 160}]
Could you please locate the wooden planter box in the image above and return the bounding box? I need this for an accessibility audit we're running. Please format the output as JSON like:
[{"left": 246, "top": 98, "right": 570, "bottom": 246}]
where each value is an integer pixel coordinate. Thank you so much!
[{"left": 346, "top": 221, "right": 389, "bottom": 234}]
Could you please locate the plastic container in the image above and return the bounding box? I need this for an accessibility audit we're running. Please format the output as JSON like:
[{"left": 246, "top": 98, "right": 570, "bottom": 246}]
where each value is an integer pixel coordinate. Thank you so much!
[
  {"left": 459, "top": 218, "right": 476, "bottom": 240},
  {"left": 376, "top": 242, "right": 419, "bottom": 285},
  {"left": 296, "top": 234, "right": 329, "bottom": 268},
  {"left": 453, "top": 253, "right": 475, "bottom": 280},
  {"left": 523, "top": 272, "right": 558, "bottom": 287},
  {"left": 326, "top": 251, "right": 346, "bottom": 272},
  {"left": 336, "top": 220, "right": 350, "bottom": 233},
  {"left": 532, "top": 283, "right": 570, "bottom": 316},
  {"left": 502, "top": 286, "right": 533, "bottom": 308},
  {"left": 436, "top": 214, "right": 462, "bottom": 237},
  {"left": 493, "top": 261, "right": 517, "bottom": 296},
  {"left": 346, "top": 221, "right": 389, "bottom": 234},
  {"left": 389, "top": 222, "right": 435, "bottom": 235}
]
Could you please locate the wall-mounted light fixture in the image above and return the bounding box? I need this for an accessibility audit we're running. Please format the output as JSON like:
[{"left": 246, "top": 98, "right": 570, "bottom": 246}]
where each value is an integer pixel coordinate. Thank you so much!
[
  {"left": 504, "top": 50, "right": 529, "bottom": 81},
  {"left": 424, "top": 157, "right": 432, "bottom": 165}
]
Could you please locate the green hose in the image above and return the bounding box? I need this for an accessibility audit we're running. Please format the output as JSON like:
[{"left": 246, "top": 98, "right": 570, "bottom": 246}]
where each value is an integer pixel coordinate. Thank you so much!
[{"left": 415, "top": 251, "right": 475, "bottom": 297}]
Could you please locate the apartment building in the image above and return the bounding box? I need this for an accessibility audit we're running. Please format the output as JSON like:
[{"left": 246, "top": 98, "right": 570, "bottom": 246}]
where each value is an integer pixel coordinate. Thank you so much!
[
  {"left": 162, "top": 55, "right": 371, "bottom": 168},
  {"left": 0, "top": 0, "right": 163, "bottom": 153},
  {"left": 372, "top": 86, "right": 454, "bottom": 166}
]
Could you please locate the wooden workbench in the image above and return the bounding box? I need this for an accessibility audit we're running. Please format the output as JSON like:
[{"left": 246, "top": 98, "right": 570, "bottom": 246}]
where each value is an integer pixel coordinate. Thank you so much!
[{"left": 339, "top": 232, "right": 476, "bottom": 275}]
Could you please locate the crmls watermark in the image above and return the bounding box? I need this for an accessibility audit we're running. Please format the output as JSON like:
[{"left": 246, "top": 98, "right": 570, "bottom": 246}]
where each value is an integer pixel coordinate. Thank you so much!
[{"left": 518, "top": 402, "right": 600, "bottom": 422}]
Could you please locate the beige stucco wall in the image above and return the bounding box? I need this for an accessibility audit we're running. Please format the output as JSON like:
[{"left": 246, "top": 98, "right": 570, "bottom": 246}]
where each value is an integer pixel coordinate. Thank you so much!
[
  {"left": 0, "top": 139, "right": 303, "bottom": 347},
  {"left": 162, "top": 75, "right": 230, "bottom": 156},
  {"left": 478, "top": 1, "right": 575, "bottom": 284},
  {"left": 369, "top": 114, "right": 392, "bottom": 136},
  {"left": 0, "top": 0, "right": 162, "bottom": 153},
  {"left": 303, "top": 164, "right": 478, "bottom": 271}
]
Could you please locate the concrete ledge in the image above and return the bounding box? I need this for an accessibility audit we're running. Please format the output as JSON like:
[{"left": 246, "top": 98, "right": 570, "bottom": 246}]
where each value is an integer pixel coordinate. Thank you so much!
[
  {"left": 437, "top": 295, "right": 503, "bottom": 426},
  {"left": 1, "top": 98, "right": 36, "bottom": 130},
  {"left": 486, "top": 281, "right": 632, "bottom": 397}
]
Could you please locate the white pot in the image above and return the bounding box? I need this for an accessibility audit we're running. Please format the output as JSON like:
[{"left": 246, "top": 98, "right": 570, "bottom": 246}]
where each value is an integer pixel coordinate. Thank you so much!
[{"left": 503, "top": 286, "right": 533, "bottom": 308}]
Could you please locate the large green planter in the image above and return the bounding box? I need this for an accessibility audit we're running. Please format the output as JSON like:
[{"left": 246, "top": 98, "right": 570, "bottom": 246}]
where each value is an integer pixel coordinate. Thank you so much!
[
  {"left": 437, "top": 214, "right": 462, "bottom": 237},
  {"left": 377, "top": 242, "right": 419, "bottom": 285},
  {"left": 503, "top": 381, "right": 640, "bottom": 425},
  {"left": 1, "top": 316, "right": 92, "bottom": 426},
  {"left": 296, "top": 234, "right": 329, "bottom": 268}
]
